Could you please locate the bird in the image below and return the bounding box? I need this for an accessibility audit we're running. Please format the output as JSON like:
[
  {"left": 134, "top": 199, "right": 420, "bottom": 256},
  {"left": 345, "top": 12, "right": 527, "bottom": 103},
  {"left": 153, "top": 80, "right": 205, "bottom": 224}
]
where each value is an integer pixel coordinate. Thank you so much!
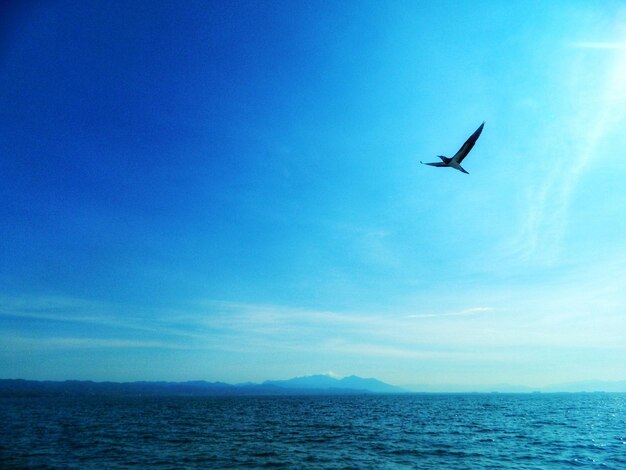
[{"left": 421, "top": 122, "right": 485, "bottom": 174}]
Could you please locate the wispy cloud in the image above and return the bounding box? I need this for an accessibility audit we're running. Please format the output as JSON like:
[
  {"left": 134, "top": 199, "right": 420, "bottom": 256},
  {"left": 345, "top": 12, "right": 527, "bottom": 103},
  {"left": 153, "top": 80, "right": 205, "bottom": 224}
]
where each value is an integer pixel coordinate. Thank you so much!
[
  {"left": 569, "top": 41, "right": 626, "bottom": 49},
  {"left": 406, "top": 307, "right": 495, "bottom": 319},
  {"left": 0, "top": 295, "right": 218, "bottom": 343},
  {"left": 3, "top": 286, "right": 625, "bottom": 362},
  {"left": 320, "top": 338, "right": 494, "bottom": 360},
  {"left": 503, "top": 33, "right": 626, "bottom": 265},
  {"left": 1, "top": 335, "right": 184, "bottom": 350}
]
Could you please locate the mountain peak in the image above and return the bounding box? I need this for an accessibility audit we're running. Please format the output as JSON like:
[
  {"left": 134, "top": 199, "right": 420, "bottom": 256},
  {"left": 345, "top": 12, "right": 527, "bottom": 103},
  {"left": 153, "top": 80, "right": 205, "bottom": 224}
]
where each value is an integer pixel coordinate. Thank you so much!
[
  {"left": 0, "top": 375, "right": 406, "bottom": 397},
  {"left": 264, "top": 374, "right": 405, "bottom": 393}
]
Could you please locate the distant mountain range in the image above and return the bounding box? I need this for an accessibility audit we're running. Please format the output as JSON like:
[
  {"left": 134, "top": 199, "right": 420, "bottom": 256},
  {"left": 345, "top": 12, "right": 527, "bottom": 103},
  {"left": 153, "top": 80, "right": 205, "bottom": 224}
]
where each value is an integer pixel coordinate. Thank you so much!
[
  {"left": 2, "top": 376, "right": 625, "bottom": 397},
  {"left": 0, "top": 375, "right": 406, "bottom": 397},
  {"left": 402, "top": 383, "right": 539, "bottom": 393},
  {"left": 264, "top": 374, "right": 402, "bottom": 393},
  {"left": 403, "top": 380, "right": 626, "bottom": 393},
  {"left": 541, "top": 380, "right": 626, "bottom": 393}
]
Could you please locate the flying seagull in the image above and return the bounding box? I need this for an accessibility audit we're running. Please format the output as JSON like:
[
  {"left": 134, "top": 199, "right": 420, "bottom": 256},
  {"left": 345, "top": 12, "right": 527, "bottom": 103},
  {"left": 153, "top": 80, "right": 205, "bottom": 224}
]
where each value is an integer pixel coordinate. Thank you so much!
[{"left": 421, "top": 122, "right": 485, "bottom": 174}]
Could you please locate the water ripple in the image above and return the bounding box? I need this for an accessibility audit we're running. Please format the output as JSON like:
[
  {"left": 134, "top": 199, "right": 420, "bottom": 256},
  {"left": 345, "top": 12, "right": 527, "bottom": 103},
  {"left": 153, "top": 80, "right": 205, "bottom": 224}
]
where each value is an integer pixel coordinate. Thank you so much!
[{"left": 1, "top": 393, "right": 625, "bottom": 468}]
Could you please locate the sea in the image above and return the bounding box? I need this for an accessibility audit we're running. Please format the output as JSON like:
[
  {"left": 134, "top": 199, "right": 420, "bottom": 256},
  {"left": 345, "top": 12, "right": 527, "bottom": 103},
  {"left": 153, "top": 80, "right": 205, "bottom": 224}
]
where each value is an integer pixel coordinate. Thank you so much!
[{"left": 1, "top": 393, "right": 625, "bottom": 469}]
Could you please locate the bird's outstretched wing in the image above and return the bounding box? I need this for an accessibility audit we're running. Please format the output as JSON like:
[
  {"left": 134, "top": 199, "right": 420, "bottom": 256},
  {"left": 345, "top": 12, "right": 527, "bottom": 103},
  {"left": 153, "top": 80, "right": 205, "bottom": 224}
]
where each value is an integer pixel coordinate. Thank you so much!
[
  {"left": 420, "top": 161, "right": 447, "bottom": 167},
  {"left": 452, "top": 122, "right": 484, "bottom": 163}
]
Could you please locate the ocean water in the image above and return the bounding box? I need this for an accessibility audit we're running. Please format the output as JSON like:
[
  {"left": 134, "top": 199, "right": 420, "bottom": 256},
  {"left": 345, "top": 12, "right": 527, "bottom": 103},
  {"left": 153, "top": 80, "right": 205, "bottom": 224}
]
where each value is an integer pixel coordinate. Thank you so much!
[{"left": 1, "top": 393, "right": 625, "bottom": 469}]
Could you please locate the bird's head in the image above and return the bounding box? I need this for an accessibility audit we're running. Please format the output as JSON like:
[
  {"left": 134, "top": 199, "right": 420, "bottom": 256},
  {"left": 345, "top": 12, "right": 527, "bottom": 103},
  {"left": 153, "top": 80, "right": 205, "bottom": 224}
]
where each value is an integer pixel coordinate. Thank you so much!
[{"left": 438, "top": 155, "right": 451, "bottom": 164}]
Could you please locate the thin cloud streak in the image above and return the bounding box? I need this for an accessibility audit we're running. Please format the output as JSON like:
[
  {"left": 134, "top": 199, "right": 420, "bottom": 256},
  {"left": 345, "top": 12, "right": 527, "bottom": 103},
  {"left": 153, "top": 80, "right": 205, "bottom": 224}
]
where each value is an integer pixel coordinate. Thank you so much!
[
  {"left": 406, "top": 307, "right": 495, "bottom": 319},
  {"left": 569, "top": 41, "right": 626, "bottom": 49},
  {"left": 2, "top": 280, "right": 625, "bottom": 357},
  {"left": 503, "top": 33, "right": 626, "bottom": 265},
  {"left": 0, "top": 295, "right": 222, "bottom": 343},
  {"left": 1, "top": 335, "right": 185, "bottom": 350}
]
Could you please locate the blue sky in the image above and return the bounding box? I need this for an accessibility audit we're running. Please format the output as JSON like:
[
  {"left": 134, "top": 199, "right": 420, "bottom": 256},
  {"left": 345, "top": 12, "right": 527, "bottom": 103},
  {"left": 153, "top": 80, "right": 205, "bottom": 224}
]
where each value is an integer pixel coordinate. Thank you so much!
[{"left": 1, "top": 1, "right": 626, "bottom": 387}]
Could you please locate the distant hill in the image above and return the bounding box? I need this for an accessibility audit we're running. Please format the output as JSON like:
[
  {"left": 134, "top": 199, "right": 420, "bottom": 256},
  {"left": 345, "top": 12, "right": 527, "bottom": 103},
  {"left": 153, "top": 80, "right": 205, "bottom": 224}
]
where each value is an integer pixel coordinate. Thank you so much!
[
  {"left": 404, "top": 383, "right": 539, "bottom": 393},
  {"left": 4, "top": 377, "right": 622, "bottom": 397},
  {"left": 403, "top": 380, "right": 626, "bottom": 393},
  {"left": 542, "top": 380, "right": 626, "bottom": 393},
  {"left": 264, "top": 374, "right": 405, "bottom": 394},
  {"left": 0, "top": 375, "right": 405, "bottom": 397}
]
